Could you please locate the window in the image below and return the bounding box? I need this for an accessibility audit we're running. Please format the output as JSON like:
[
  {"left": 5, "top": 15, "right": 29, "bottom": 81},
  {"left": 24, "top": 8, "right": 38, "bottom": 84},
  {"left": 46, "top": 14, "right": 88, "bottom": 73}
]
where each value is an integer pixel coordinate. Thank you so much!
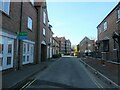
[
  {"left": 43, "top": 11, "right": 46, "bottom": 24},
  {"left": 88, "top": 44, "right": 91, "bottom": 47},
  {"left": 28, "top": 17, "right": 32, "bottom": 30},
  {"left": 50, "top": 38, "right": 52, "bottom": 43},
  {"left": 117, "top": 8, "right": 120, "bottom": 20},
  {"left": 103, "top": 40, "right": 109, "bottom": 52},
  {"left": 0, "top": 0, "right": 10, "bottom": 15},
  {"left": 27, "top": 44, "right": 29, "bottom": 53},
  {"left": 0, "top": 57, "right": 3, "bottom": 66},
  {"left": 0, "top": 44, "right": 4, "bottom": 54},
  {"left": 30, "top": 0, "right": 34, "bottom": 5},
  {"left": 23, "top": 56, "right": 25, "bottom": 62},
  {"left": 23, "top": 43, "right": 26, "bottom": 54},
  {"left": 104, "top": 21, "right": 107, "bottom": 31},
  {"left": 7, "top": 57, "right": 11, "bottom": 65},
  {"left": 43, "top": 28, "right": 46, "bottom": 36},
  {"left": 8, "top": 44, "right": 12, "bottom": 54},
  {"left": 27, "top": 56, "right": 29, "bottom": 61}
]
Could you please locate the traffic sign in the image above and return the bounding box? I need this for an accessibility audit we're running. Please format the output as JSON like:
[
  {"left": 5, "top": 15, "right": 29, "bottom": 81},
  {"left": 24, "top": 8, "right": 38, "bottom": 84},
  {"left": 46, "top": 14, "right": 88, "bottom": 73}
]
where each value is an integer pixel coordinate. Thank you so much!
[{"left": 18, "top": 32, "right": 28, "bottom": 40}]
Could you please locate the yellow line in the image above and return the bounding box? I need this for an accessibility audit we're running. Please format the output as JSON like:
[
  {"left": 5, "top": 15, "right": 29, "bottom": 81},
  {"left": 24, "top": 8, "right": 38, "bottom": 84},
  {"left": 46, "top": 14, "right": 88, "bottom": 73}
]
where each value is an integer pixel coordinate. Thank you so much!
[
  {"left": 20, "top": 81, "right": 31, "bottom": 90},
  {"left": 20, "top": 79, "right": 36, "bottom": 90},
  {"left": 25, "top": 79, "right": 36, "bottom": 88}
]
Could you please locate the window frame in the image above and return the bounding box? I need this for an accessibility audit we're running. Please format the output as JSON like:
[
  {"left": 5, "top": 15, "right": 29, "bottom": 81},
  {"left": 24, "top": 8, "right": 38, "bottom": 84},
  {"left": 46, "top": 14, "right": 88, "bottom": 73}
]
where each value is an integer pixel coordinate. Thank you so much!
[
  {"left": 30, "top": 0, "right": 34, "bottom": 5},
  {"left": 104, "top": 21, "right": 107, "bottom": 31},
  {"left": 43, "top": 11, "right": 46, "bottom": 24},
  {"left": 43, "top": 28, "right": 46, "bottom": 36},
  {"left": 0, "top": 0, "right": 10, "bottom": 15},
  {"left": 27, "top": 17, "right": 33, "bottom": 30},
  {"left": 117, "top": 8, "right": 120, "bottom": 20}
]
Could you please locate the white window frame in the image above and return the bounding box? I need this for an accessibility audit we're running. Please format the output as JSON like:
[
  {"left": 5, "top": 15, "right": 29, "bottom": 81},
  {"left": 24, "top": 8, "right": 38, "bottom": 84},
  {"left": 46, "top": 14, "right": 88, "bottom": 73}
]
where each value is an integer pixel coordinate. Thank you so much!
[
  {"left": 43, "top": 28, "right": 46, "bottom": 36},
  {"left": 117, "top": 8, "right": 120, "bottom": 20},
  {"left": 50, "top": 38, "right": 52, "bottom": 43},
  {"left": 0, "top": 0, "right": 10, "bottom": 15},
  {"left": 28, "top": 17, "right": 32, "bottom": 30},
  {"left": 43, "top": 11, "right": 46, "bottom": 24},
  {"left": 104, "top": 21, "right": 107, "bottom": 31}
]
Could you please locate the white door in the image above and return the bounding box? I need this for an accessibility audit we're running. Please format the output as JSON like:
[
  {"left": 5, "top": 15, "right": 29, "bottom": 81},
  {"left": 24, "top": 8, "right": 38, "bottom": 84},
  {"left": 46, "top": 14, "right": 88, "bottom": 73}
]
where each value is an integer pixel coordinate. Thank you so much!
[
  {"left": 50, "top": 47, "right": 52, "bottom": 58},
  {"left": 0, "top": 36, "right": 3, "bottom": 71},
  {"left": 30, "top": 44, "right": 34, "bottom": 63},
  {"left": 0, "top": 36, "right": 14, "bottom": 71},
  {"left": 47, "top": 46, "right": 49, "bottom": 59},
  {"left": 23, "top": 42, "right": 34, "bottom": 64}
]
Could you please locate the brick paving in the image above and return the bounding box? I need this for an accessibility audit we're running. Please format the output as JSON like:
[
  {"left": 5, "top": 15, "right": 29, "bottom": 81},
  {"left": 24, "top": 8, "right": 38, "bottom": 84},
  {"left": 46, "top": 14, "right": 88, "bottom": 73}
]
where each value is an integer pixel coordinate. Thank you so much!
[{"left": 80, "top": 57, "right": 119, "bottom": 85}]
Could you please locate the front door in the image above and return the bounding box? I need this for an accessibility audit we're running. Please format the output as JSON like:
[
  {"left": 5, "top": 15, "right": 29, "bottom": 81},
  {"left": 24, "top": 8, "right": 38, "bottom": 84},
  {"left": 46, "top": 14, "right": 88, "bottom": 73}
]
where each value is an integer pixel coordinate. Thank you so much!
[
  {"left": 0, "top": 36, "right": 14, "bottom": 71},
  {"left": 23, "top": 42, "right": 34, "bottom": 64},
  {"left": 30, "top": 44, "right": 34, "bottom": 63}
]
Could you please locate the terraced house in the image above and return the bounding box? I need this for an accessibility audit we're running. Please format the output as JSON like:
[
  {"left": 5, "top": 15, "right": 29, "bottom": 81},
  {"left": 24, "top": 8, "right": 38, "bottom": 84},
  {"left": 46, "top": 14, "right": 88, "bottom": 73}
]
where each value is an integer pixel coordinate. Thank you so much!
[
  {"left": 0, "top": 0, "right": 53, "bottom": 71},
  {"left": 79, "top": 37, "right": 95, "bottom": 57},
  {"left": 97, "top": 2, "right": 120, "bottom": 62},
  {"left": 52, "top": 37, "right": 59, "bottom": 55}
]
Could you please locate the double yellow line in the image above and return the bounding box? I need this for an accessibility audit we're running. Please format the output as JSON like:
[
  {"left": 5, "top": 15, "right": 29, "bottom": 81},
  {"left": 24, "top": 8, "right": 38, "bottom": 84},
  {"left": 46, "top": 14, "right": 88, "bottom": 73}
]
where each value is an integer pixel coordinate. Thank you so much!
[{"left": 20, "top": 79, "right": 36, "bottom": 90}]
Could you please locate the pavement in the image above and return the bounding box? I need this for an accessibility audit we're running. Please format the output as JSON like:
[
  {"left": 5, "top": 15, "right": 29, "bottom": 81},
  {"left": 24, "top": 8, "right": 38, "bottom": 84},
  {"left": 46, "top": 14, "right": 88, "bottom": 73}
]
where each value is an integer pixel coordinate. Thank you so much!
[
  {"left": 2, "top": 58, "right": 59, "bottom": 89},
  {"left": 80, "top": 56, "right": 120, "bottom": 87},
  {"left": 25, "top": 57, "right": 109, "bottom": 88}
]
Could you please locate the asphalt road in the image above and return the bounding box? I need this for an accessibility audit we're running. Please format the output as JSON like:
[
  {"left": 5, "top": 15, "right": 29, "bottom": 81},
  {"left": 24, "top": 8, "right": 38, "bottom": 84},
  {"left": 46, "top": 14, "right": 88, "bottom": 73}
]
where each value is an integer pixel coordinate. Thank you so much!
[{"left": 24, "top": 56, "right": 107, "bottom": 89}]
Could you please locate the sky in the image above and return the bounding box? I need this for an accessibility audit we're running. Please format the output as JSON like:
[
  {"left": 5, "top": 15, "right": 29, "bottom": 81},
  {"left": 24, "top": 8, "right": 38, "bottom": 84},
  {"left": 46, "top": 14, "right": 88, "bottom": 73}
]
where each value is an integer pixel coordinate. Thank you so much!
[{"left": 47, "top": 2, "right": 118, "bottom": 45}]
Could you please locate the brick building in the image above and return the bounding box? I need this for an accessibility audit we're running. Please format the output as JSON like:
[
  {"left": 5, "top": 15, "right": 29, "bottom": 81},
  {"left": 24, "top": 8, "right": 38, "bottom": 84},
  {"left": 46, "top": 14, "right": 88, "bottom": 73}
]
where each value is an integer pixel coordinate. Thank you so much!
[
  {"left": 79, "top": 37, "right": 95, "bottom": 56},
  {"left": 65, "top": 39, "right": 71, "bottom": 55},
  {"left": 47, "top": 25, "right": 53, "bottom": 59},
  {"left": 97, "top": 2, "right": 120, "bottom": 62},
  {"left": 52, "top": 37, "right": 59, "bottom": 55},
  {"left": 57, "top": 37, "right": 66, "bottom": 54},
  {"left": 0, "top": 1, "right": 53, "bottom": 71}
]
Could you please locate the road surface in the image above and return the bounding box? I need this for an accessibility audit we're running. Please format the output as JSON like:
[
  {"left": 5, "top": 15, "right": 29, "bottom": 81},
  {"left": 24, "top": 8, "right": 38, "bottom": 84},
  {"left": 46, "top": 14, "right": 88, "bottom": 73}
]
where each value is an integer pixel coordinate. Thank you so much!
[{"left": 22, "top": 56, "right": 109, "bottom": 89}]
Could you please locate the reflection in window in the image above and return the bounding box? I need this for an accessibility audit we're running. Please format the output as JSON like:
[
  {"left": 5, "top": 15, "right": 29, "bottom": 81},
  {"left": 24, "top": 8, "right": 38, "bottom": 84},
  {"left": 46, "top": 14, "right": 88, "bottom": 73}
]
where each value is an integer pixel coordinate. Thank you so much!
[
  {"left": 104, "top": 21, "right": 107, "bottom": 31},
  {"left": 117, "top": 8, "right": 120, "bottom": 20},
  {"left": 27, "top": 56, "right": 29, "bottom": 61},
  {"left": 27, "top": 44, "right": 29, "bottom": 53},
  {"left": 23, "top": 56, "right": 25, "bottom": 62},
  {"left": 43, "top": 11, "right": 46, "bottom": 24},
  {"left": 0, "top": 0, "right": 10, "bottom": 15},
  {"left": 0, "top": 44, "right": 4, "bottom": 54},
  {"left": 8, "top": 44, "right": 12, "bottom": 53},
  {"left": 0, "top": 57, "right": 3, "bottom": 66},
  {"left": 23, "top": 43, "right": 26, "bottom": 54},
  {"left": 43, "top": 28, "right": 46, "bottom": 36},
  {"left": 7, "top": 57, "right": 11, "bottom": 65},
  {"left": 28, "top": 17, "right": 32, "bottom": 30}
]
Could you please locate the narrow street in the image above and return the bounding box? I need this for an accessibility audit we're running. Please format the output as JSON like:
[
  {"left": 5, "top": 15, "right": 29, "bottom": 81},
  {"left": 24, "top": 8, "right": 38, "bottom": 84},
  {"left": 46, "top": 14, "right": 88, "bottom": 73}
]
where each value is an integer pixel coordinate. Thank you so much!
[{"left": 21, "top": 56, "right": 109, "bottom": 89}]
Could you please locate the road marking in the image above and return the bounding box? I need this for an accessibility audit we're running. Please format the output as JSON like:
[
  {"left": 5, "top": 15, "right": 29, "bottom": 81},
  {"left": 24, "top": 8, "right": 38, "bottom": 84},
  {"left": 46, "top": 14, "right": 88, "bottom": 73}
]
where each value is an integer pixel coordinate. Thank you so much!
[
  {"left": 25, "top": 79, "right": 36, "bottom": 88},
  {"left": 20, "top": 79, "right": 36, "bottom": 90}
]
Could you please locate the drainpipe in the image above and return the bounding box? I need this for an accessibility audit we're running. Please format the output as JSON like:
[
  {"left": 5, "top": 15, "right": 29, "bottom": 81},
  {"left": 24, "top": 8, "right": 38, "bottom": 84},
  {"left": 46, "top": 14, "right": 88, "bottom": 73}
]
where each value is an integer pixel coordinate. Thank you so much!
[{"left": 17, "top": 1, "right": 23, "bottom": 70}]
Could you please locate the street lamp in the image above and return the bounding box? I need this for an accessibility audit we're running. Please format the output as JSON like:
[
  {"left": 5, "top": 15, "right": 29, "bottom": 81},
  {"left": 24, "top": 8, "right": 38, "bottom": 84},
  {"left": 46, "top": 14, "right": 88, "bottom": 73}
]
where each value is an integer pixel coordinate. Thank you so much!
[{"left": 112, "top": 31, "right": 120, "bottom": 62}]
